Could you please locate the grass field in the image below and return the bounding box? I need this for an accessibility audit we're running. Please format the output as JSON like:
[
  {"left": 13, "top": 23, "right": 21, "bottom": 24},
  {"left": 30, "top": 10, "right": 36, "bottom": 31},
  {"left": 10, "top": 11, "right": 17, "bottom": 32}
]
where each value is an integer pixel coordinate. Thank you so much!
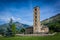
[{"left": 0, "top": 33, "right": 60, "bottom": 40}]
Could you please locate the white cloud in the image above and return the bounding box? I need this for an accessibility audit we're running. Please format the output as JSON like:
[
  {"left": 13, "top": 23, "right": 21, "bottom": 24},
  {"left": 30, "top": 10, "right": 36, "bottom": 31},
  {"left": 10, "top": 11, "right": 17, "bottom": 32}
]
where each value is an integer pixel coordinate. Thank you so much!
[
  {"left": 0, "top": 16, "right": 33, "bottom": 25},
  {"left": 0, "top": 7, "right": 33, "bottom": 25},
  {"left": 0, "top": 16, "right": 21, "bottom": 23},
  {"left": 11, "top": 16, "right": 21, "bottom": 22}
]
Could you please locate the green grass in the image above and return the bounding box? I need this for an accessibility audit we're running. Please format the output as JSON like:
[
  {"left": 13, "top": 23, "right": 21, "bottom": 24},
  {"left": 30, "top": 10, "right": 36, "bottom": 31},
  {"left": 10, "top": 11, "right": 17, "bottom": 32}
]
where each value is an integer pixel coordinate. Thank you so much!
[{"left": 0, "top": 33, "right": 60, "bottom": 40}]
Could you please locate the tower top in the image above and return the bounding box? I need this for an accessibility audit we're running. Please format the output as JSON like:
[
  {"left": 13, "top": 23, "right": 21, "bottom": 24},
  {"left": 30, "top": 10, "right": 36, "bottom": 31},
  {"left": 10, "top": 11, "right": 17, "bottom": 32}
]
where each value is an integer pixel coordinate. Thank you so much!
[{"left": 34, "top": 6, "right": 40, "bottom": 9}]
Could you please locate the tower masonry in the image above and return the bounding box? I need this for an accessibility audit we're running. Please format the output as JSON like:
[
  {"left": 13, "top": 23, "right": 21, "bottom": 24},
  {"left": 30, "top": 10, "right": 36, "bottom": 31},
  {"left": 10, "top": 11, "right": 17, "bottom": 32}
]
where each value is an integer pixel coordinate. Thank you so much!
[
  {"left": 33, "top": 6, "right": 42, "bottom": 33},
  {"left": 33, "top": 6, "right": 49, "bottom": 33}
]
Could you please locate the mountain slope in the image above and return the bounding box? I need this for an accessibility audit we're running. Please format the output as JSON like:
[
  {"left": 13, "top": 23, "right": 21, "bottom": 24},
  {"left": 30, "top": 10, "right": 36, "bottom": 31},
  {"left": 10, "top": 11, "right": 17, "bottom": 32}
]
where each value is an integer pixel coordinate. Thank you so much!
[
  {"left": 41, "top": 13, "right": 60, "bottom": 25},
  {"left": 41, "top": 13, "right": 60, "bottom": 32},
  {"left": 0, "top": 22, "right": 30, "bottom": 30}
]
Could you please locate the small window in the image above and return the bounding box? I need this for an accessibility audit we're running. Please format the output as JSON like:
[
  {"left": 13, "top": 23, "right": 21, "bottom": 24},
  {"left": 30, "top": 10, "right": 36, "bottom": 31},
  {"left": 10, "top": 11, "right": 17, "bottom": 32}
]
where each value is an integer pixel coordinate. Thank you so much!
[
  {"left": 35, "top": 12, "right": 37, "bottom": 15},
  {"left": 35, "top": 8, "right": 37, "bottom": 11},
  {"left": 35, "top": 16, "right": 37, "bottom": 18},
  {"left": 35, "top": 22, "right": 37, "bottom": 25}
]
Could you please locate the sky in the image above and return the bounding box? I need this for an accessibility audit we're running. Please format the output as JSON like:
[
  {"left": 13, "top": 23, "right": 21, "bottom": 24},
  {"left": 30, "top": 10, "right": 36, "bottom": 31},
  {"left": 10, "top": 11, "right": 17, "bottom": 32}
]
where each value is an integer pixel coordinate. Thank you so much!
[{"left": 0, "top": 0, "right": 60, "bottom": 25}]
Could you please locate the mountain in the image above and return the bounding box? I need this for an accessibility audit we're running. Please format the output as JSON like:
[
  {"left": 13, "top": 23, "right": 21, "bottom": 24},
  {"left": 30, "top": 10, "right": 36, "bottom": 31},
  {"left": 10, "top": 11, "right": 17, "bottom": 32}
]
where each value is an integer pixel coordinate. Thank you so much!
[
  {"left": 41, "top": 13, "right": 60, "bottom": 25},
  {"left": 14, "top": 22, "right": 30, "bottom": 30},
  {"left": 41, "top": 13, "right": 60, "bottom": 32},
  {"left": 0, "top": 22, "right": 30, "bottom": 30}
]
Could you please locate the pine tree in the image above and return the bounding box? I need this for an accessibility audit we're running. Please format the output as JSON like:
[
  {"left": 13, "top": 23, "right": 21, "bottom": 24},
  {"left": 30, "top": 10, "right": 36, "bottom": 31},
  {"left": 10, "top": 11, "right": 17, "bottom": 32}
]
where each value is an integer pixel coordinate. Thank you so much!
[{"left": 6, "top": 18, "right": 16, "bottom": 37}]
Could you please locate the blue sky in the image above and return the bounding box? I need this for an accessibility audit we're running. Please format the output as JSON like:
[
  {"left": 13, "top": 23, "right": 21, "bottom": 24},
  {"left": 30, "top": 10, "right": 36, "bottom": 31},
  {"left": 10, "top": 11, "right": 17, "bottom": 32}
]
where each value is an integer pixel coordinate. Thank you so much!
[{"left": 0, "top": 0, "right": 60, "bottom": 25}]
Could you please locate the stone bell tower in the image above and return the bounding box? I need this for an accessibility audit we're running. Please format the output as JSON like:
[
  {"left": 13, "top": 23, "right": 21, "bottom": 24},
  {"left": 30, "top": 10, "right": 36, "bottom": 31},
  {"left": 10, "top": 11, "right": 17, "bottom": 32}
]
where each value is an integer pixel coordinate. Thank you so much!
[{"left": 33, "top": 6, "right": 42, "bottom": 33}]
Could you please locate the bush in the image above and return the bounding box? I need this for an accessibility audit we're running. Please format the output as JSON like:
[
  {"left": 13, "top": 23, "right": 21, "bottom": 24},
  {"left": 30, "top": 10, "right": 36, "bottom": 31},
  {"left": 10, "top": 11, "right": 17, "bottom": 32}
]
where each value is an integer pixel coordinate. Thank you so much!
[{"left": 20, "top": 28, "right": 25, "bottom": 34}]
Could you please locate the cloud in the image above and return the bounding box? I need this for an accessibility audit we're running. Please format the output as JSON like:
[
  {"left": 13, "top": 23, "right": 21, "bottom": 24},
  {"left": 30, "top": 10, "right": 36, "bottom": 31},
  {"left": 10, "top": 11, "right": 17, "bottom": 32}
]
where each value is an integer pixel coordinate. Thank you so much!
[
  {"left": 0, "top": 16, "right": 33, "bottom": 25},
  {"left": 0, "top": 6, "right": 33, "bottom": 25},
  {"left": 0, "top": 0, "right": 59, "bottom": 25},
  {"left": 11, "top": 16, "right": 21, "bottom": 22},
  {"left": 0, "top": 16, "right": 21, "bottom": 23}
]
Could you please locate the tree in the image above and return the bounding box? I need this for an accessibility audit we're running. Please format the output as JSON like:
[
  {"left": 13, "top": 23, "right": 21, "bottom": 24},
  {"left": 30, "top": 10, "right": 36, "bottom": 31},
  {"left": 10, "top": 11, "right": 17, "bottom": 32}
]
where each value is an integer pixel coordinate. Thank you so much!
[
  {"left": 5, "top": 27, "right": 12, "bottom": 37},
  {"left": 5, "top": 18, "right": 16, "bottom": 37},
  {"left": 9, "top": 18, "right": 16, "bottom": 36},
  {"left": 0, "top": 28, "right": 5, "bottom": 36},
  {"left": 11, "top": 23, "right": 16, "bottom": 36},
  {"left": 20, "top": 28, "right": 25, "bottom": 34}
]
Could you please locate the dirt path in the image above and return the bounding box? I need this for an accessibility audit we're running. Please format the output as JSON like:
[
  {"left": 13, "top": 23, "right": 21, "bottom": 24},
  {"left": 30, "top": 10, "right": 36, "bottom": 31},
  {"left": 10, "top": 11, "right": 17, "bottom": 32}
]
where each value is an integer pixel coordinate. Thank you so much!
[{"left": 16, "top": 32, "right": 57, "bottom": 36}]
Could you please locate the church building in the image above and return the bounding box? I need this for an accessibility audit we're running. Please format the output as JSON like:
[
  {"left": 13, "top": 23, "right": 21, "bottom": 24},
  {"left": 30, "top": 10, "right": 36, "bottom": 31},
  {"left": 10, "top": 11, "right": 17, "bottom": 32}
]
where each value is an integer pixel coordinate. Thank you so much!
[{"left": 25, "top": 6, "right": 49, "bottom": 34}]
